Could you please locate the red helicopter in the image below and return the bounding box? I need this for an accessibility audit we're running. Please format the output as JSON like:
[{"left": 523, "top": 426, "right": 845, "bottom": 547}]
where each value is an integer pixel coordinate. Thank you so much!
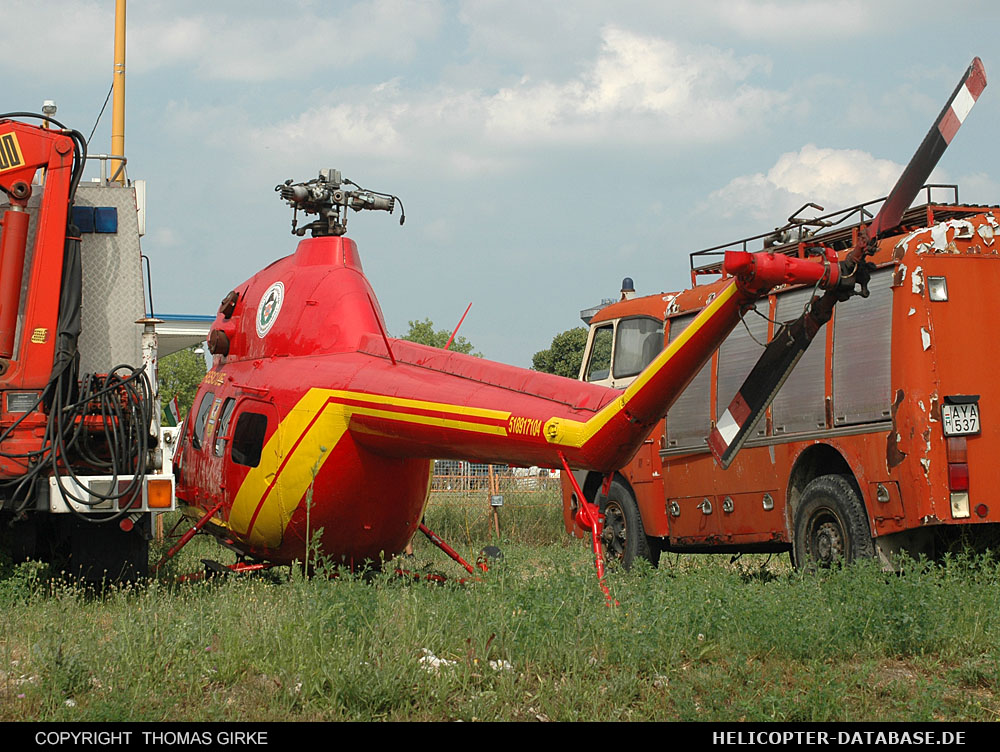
[{"left": 167, "top": 59, "right": 985, "bottom": 587}]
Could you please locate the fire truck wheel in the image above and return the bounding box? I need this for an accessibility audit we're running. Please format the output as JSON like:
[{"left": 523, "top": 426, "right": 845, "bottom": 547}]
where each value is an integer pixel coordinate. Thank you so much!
[
  {"left": 600, "top": 480, "right": 659, "bottom": 569},
  {"left": 793, "top": 474, "right": 874, "bottom": 569}
]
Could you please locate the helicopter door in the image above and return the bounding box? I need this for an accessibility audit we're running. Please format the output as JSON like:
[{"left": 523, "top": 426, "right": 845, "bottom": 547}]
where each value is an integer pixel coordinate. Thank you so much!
[{"left": 223, "top": 399, "right": 285, "bottom": 547}]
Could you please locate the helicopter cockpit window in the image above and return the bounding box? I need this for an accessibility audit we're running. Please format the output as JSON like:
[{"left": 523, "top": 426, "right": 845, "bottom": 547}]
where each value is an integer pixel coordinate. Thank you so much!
[
  {"left": 585, "top": 325, "right": 614, "bottom": 382},
  {"left": 214, "top": 398, "right": 237, "bottom": 457},
  {"left": 613, "top": 317, "right": 663, "bottom": 379},
  {"left": 231, "top": 412, "right": 268, "bottom": 468},
  {"left": 192, "top": 391, "right": 215, "bottom": 450}
]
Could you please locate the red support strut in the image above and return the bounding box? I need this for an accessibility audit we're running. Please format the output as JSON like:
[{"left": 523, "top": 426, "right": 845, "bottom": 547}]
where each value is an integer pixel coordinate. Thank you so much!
[
  {"left": 152, "top": 501, "right": 224, "bottom": 572},
  {"left": 559, "top": 452, "right": 618, "bottom": 607},
  {"left": 0, "top": 206, "right": 31, "bottom": 359},
  {"left": 418, "top": 522, "right": 484, "bottom": 574}
]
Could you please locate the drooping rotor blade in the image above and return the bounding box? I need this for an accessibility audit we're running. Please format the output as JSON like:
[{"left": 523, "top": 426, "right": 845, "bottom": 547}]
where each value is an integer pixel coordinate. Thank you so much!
[
  {"left": 866, "top": 57, "right": 986, "bottom": 245},
  {"left": 708, "top": 303, "right": 830, "bottom": 469},
  {"left": 708, "top": 58, "right": 986, "bottom": 469}
]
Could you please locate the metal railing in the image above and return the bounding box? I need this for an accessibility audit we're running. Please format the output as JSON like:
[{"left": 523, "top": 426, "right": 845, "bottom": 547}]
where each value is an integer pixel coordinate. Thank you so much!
[
  {"left": 85, "top": 153, "right": 128, "bottom": 184},
  {"left": 688, "top": 184, "right": 970, "bottom": 283}
]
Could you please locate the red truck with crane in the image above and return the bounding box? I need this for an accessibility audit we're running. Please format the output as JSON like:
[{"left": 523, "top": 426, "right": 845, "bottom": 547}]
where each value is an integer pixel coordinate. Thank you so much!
[{"left": 0, "top": 112, "right": 174, "bottom": 582}]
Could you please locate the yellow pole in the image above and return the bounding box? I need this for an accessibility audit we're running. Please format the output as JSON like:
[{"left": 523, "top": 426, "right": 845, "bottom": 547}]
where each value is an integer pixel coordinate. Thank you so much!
[{"left": 110, "top": 0, "right": 127, "bottom": 184}]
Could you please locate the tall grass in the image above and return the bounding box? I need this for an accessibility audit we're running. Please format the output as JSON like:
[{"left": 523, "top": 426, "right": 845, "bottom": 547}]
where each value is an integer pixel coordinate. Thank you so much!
[
  {"left": 420, "top": 488, "right": 565, "bottom": 548},
  {"left": 2, "top": 495, "right": 999, "bottom": 721}
]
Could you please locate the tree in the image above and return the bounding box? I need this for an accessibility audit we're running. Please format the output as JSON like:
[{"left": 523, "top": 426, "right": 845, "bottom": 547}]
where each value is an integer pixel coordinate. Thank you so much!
[
  {"left": 532, "top": 327, "right": 589, "bottom": 378},
  {"left": 158, "top": 346, "right": 207, "bottom": 420},
  {"left": 401, "top": 318, "right": 480, "bottom": 356}
]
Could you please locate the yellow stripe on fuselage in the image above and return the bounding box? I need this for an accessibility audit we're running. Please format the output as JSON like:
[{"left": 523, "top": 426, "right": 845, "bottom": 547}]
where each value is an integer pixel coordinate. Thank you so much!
[
  {"left": 543, "top": 281, "right": 738, "bottom": 448},
  {"left": 229, "top": 389, "right": 349, "bottom": 547},
  {"left": 331, "top": 390, "right": 511, "bottom": 421},
  {"left": 345, "top": 406, "right": 509, "bottom": 436},
  {"left": 228, "top": 388, "right": 511, "bottom": 548}
]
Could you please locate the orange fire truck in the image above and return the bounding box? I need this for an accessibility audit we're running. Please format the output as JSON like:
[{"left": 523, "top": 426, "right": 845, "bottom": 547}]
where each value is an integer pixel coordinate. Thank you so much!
[{"left": 562, "top": 188, "right": 1000, "bottom": 569}]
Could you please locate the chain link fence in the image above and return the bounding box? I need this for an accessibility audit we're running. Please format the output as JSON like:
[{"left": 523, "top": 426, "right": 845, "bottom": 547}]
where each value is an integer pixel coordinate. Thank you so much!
[{"left": 430, "top": 460, "right": 561, "bottom": 493}]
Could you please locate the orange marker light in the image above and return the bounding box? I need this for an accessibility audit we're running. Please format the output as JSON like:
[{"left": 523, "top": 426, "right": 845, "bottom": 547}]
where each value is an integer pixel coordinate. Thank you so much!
[{"left": 147, "top": 478, "right": 174, "bottom": 508}]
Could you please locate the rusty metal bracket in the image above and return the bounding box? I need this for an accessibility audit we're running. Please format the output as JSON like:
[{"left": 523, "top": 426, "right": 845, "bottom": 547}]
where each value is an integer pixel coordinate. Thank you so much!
[{"left": 418, "top": 521, "right": 483, "bottom": 574}]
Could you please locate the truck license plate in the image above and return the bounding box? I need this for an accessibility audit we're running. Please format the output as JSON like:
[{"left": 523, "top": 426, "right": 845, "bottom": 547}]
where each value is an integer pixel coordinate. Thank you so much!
[{"left": 942, "top": 402, "right": 980, "bottom": 436}]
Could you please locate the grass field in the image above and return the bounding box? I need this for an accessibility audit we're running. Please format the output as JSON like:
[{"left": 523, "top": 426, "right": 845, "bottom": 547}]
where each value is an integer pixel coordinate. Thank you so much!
[{"left": 2, "top": 490, "right": 999, "bottom": 722}]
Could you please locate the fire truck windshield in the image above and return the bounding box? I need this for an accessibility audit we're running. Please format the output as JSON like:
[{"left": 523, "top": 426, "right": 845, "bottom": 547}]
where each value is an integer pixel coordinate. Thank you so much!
[
  {"left": 613, "top": 317, "right": 662, "bottom": 378},
  {"left": 585, "top": 317, "right": 663, "bottom": 383}
]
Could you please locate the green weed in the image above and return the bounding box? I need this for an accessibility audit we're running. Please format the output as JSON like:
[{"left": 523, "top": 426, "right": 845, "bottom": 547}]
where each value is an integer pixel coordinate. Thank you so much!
[{"left": 3, "top": 508, "right": 1000, "bottom": 721}]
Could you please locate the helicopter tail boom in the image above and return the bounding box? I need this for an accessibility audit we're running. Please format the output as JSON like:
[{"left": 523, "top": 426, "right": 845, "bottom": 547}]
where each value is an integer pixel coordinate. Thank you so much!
[{"left": 341, "top": 251, "right": 838, "bottom": 473}]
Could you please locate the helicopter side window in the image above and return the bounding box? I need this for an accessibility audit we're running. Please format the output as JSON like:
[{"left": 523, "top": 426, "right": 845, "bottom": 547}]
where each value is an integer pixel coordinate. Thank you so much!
[
  {"left": 612, "top": 317, "right": 663, "bottom": 379},
  {"left": 585, "top": 325, "right": 614, "bottom": 382},
  {"left": 214, "top": 398, "right": 237, "bottom": 457},
  {"left": 191, "top": 391, "right": 215, "bottom": 450},
  {"left": 231, "top": 412, "right": 268, "bottom": 468},
  {"left": 176, "top": 414, "right": 188, "bottom": 449}
]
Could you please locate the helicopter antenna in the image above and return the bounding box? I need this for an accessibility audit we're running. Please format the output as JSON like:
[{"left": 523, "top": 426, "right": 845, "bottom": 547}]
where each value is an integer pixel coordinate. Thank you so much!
[{"left": 444, "top": 303, "right": 473, "bottom": 351}]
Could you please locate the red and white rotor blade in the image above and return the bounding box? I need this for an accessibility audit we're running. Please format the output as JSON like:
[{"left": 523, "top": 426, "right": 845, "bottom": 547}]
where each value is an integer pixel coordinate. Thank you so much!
[
  {"left": 866, "top": 57, "right": 986, "bottom": 244},
  {"left": 708, "top": 58, "right": 986, "bottom": 469}
]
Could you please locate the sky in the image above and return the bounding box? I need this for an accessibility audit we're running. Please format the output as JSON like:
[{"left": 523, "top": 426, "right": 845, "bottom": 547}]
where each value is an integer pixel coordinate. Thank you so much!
[{"left": 3, "top": 0, "right": 999, "bottom": 367}]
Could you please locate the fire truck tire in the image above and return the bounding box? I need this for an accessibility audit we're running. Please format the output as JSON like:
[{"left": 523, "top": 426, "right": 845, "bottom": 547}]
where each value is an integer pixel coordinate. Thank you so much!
[
  {"left": 600, "top": 479, "right": 659, "bottom": 569},
  {"left": 792, "top": 474, "right": 874, "bottom": 569}
]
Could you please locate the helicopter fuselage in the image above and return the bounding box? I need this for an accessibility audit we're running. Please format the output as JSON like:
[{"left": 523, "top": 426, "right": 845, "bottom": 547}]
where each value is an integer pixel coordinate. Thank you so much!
[{"left": 173, "top": 233, "right": 825, "bottom": 565}]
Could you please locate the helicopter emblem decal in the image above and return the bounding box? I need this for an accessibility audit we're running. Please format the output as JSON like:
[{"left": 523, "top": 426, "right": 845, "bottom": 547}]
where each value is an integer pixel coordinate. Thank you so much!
[{"left": 256, "top": 281, "right": 284, "bottom": 337}]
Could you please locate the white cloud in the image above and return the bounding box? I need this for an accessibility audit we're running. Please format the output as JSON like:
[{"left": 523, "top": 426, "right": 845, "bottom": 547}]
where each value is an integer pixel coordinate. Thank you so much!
[
  {"left": 248, "top": 103, "right": 407, "bottom": 159},
  {"left": 713, "top": 0, "right": 869, "bottom": 36},
  {"left": 148, "top": 226, "right": 179, "bottom": 248},
  {"left": 708, "top": 144, "right": 910, "bottom": 221},
  {"left": 954, "top": 172, "right": 1000, "bottom": 206},
  {"left": 234, "top": 26, "right": 788, "bottom": 175},
  {"left": 0, "top": 1, "right": 110, "bottom": 80},
  {"left": 133, "top": 0, "right": 444, "bottom": 81},
  {"left": 421, "top": 218, "right": 455, "bottom": 244},
  {"left": 483, "top": 27, "right": 782, "bottom": 143},
  {"left": 0, "top": 1, "right": 445, "bottom": 82}
]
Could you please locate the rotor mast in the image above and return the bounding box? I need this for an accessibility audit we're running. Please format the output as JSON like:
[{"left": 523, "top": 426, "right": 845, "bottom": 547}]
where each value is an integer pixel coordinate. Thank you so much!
[{"left": 276, "top": 169, "right": 404, "bottom": 237}]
